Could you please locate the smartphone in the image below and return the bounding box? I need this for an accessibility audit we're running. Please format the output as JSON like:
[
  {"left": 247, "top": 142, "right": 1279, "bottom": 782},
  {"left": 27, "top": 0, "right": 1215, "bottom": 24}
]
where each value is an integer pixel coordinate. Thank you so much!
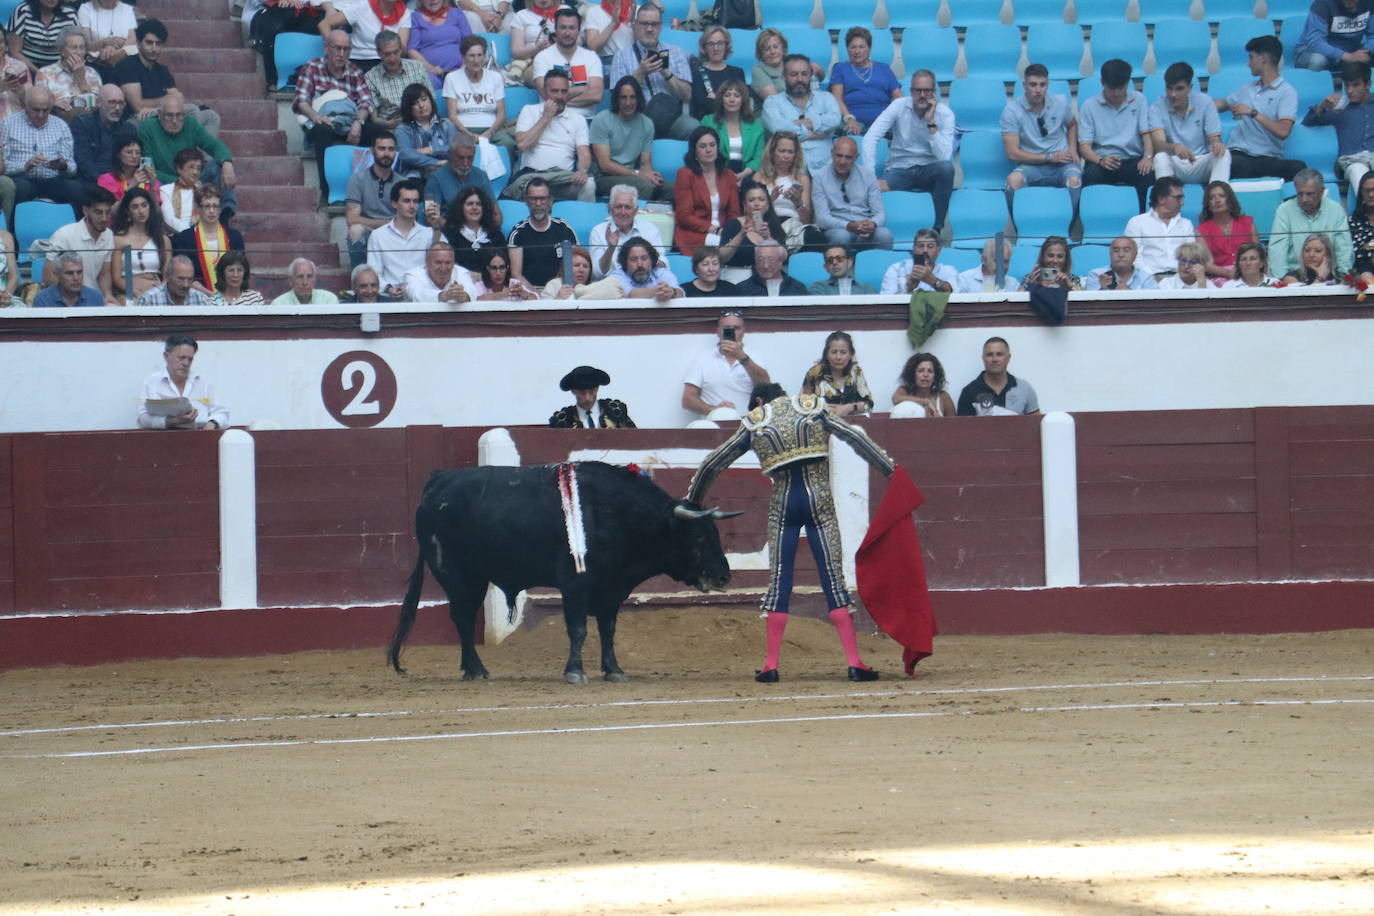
[
  {"left": 140, "top": 156, "right": 153, "bottom": 173},
  {"left": 1039, "top": 267, "right": 1053, "bottom": 281},
  {"left": 722, "top": 326, "right": 736, "bottom": 341},
  {"left": 912, "top": 253, "right": 928, "bottom": 267},
  {"left": 752, "top": 212, "right": 764, "bottom": 231},
  {"left": 655, "top": 50, "right": 670, "bottom": 67}
]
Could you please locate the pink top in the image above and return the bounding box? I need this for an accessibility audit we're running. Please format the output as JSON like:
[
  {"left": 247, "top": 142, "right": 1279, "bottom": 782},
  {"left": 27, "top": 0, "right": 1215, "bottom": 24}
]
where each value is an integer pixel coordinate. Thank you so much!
[
  {"left": 97, "top": 172, "right": 156, "bottom": 201},
  {"left": 1197, "top": 214, "right": 1256, "bottom": 269}
]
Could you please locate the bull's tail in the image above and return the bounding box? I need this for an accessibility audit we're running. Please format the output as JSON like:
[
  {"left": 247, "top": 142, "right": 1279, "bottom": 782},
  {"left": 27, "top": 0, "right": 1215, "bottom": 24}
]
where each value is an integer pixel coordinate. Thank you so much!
[{"left": 387, "top": 551, "right": 427, "bottom": 674}]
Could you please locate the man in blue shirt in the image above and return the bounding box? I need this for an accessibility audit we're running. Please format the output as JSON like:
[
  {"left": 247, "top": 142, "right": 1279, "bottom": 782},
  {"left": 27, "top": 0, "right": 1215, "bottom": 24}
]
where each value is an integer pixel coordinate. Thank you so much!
[
  {"left": 1150, "top": 61, "right": 1231, "bottom": 185},
  {"left": 1294, "top": 0, "right": 1374, "bottom": 71},
  {"left": 34, "top": 253, "right": 107, "bottom": 308},
  {"left": 863, "top": 69, "right": 956, "bottom": 233},
  {"left": 1302, "top": 59, "right": 1374, "bottom": 187},
  {"left": 422, "top": 134, "right": 493, "bottom": 212},
  {"left": 762, "top": 55, "right": 841, "bottom": 174},
  {"left": 1217, "top": 35, "right": 1307, "bottom": 181},
  {"left": 1078, "top": 58, "right": 1154, "bottom": 211}
]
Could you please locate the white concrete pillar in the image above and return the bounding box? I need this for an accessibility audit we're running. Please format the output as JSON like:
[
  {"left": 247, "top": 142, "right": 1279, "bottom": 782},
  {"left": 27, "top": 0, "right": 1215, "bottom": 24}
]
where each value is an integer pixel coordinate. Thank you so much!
[
  {"left": 218, "top": 428, "right": 258, "bottom": 609},
  {"left": 1040, "top": 411, "right": 1081, "bottom": 587},
  {"left": 477, "top": 428, "right": 523, "bottom": 642}
]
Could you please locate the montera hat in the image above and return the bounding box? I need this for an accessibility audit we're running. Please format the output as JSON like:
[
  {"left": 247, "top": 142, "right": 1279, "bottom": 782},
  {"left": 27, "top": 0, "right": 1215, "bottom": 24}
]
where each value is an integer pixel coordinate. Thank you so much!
[{"left": 560, "top": 365, "right": 611, "bottom": 391}]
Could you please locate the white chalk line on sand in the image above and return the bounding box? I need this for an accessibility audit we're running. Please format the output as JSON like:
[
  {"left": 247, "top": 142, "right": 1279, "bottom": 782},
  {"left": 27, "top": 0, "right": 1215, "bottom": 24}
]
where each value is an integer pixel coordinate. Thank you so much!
[
  {"left": 8, "top": 697, "right": 1374, "bottom": 761},
  {"left": 4, "top": 674, "right": 1372, "bottom": 739}
]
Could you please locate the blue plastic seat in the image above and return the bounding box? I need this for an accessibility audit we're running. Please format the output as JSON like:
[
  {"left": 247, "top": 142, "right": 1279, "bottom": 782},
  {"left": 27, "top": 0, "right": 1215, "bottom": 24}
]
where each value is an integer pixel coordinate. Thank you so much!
[
  {"left": 1152, "top": 20, "right": 1213, "bottom": 70},
  {"left": 1087, "top": 22, "right": 1147, "bottom": 75},
  {"left": 1007, "top": 242, "right": 1041, "bottom": 280},
  {"left": 897, "top": 27, "right": 959, "bottom": 79},
  {"left": 15, "top": 201, "right": 72, "bottom": 264},
  {"left": 787, "top": 250, "right": 827, "bottom": 286},
  {"left": 854, "top": 248, "right": 910, "bottom": 287},
  {"left": 1204, "top": 66, "right": 1250, "bottom": 101},
  {"left": 1228, "top": 178, "right": 1284, "bottom": 239},
  {"left": 503, "top": 85, "right": 541, "bottom": 121},
  {"left": 1278, "top": 14, "right": 1308, "bottom": 45},
  {"left": 787, "top": 30, "right": 835, "bottom": 72},
  {"left": 1008, "top": 186, "right": 1073, "bottom": 242},
  {"left": 957, "top": 130, "right": 1011, "bottom": 189},
  {"left": 1026, "top": 23, "right": 1088, "bottom": 77},
  {"left": 1286, "top": 125, "right": 1337, "bottom": 181},
  {"left": 947, "top": 188, "right": 1012, "bottom": 247},
  {"left": 0, "top": 0, "right": 20, "bottom": 25},
  {"left": 1284, "top": 68, "right": 1339, "bottom": 109},
  {"left": 1266, "top": 0, "right": 1308, "bottom": 16},
  {"left": 552, "top": 200, "right": 606, "bottom": 238},
  {"left": 763, "top": 0, "right": 816, "bottom": 29},
  {"left": 962, "top": 24, "right": 1023, "bottom": 79},
  {"left": 666, "top": 253, "right": 695, "bottom": 285},
  {"left": 863, "top": 137, "right": 889, "bottom": 176},
  {"left": 947, "top": 0, "right": 1008, "bottom": 26},
  {"left": 1216, "top": 17, "right": 1271, "bottom": 64},
  {"left": 1076, "top": 74, "right": 1103, "bottom": 104},
  {"left": 882, "top": 190, "right": 938, "bottom": 242},
  {"left": 489, "top": 145, "right": 512, "bottom": 198},
  {"left": 322, "top": 144, "right": 367, "bottom": 205},
  {"left": 1012, "top": 0, "right": 1070, "bottom": 24},
  {"left": 659, "top": 28, "right": 700, "bottom": 58},
  {"left": 1070, "top": 0, "right": 1129, "bottom": 24},
  {"left": 477, "top": 32, "right": 510, "bottom": 67},
  {"left": 1182, "top": 181, "right": 1206, "bottom": 220},
  {"left": 274, "top": 33, "right": 323, "bottom": 89},
  {"left": 1136, "top": 0, "right": 1200, "bottom": 24},
  {"left": 651, "top": 139, "right": 688, "bottom": 185},
  {"left": 1072, "top": 242, "right": 1110, "bottom": 275},
  {"left": 1078, "top": 184, "right": 1141, "bottom": 243},
  {"left": 948, "top": 77, "right": 1011, "bottom": 131},
  {"left": 497, "top": 199, "right": 530, "bottom": 227},
  {"left": 888, "top": 0, "right": 945, "bottom": 32},
  {"left": 1203, "top": 0, "right": 1261, "bottom": 21}
]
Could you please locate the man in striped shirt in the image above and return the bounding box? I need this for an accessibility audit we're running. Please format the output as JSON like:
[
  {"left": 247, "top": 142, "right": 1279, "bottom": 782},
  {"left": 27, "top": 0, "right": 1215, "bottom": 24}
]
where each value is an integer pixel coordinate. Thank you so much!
[{"left": 3, "top": 86, "right": 83, "bottom": 219}]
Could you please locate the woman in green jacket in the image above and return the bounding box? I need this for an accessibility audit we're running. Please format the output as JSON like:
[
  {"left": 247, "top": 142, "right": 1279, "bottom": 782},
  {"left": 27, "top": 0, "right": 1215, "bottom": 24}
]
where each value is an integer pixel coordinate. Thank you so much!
[{"left": 701, "top": 79, "right": 764, "bottom": 187}]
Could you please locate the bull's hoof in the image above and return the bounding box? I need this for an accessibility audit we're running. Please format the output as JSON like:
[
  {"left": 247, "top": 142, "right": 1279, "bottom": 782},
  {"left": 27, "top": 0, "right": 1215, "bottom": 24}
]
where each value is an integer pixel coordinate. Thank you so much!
[
  {"left": 565, "top": 671, "right": 589, "bottom": 685},
  {"left": 462, "top": 669, "right": 491, "bottom": 681},
  {"left": 604, "top": 671, "right": 628, "bottom": 683}
]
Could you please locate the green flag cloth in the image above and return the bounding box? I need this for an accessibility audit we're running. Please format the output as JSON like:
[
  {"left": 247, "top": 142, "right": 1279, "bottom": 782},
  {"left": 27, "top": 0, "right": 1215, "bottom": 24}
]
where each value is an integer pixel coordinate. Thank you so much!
[{"left": 907, "top": 290, "right": 950, "bottom": 348}]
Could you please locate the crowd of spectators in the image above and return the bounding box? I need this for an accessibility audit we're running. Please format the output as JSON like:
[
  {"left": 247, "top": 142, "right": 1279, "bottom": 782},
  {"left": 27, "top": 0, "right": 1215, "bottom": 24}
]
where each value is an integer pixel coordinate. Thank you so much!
[{"left": 8, "top": 0, "right": 1374, "bottom": 308}]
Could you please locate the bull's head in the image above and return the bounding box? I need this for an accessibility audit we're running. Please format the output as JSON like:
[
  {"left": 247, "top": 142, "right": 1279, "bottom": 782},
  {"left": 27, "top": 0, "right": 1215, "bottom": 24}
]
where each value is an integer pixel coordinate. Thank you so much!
[{"left": 667, "top": 502, "right": 741, "bottom": 592}]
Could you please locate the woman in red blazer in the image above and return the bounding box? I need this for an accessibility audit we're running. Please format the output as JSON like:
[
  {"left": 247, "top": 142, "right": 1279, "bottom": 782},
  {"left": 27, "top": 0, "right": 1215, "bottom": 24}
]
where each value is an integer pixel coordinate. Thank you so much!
[{"left": 674, "top": 125, "right": 740, "bottom": 256}]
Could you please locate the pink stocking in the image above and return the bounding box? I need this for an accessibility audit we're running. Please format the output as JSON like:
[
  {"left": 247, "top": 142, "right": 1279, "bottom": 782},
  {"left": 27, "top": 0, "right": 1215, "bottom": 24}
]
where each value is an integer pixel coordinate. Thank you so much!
[
  {"left": 828, "top": 607, "right": 866, "bottom": 668},
  {"left": 763, "top": 611, "right": 788, "bottom": 671}
]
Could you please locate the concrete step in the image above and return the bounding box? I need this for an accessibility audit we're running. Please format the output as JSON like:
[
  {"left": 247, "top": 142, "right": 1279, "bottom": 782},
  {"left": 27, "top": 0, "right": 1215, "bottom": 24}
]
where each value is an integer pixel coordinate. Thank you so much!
[
  {"left": 234, "top": 184, "right": 317, "bottom": 212},
  {"left": 254, "top": 267, "right": 349, "bottom": 300},
  {"left": 141, "top": 0, "right": 234, "bottom": 20},
  {"left": 251, "top": 243, "right": 344, "bottom": 271},
  {"left": 215, "top": 100, "right": 278, "bottom": 131},
  {"left": 236, "top": 155, "right": 306, "bottom": 185},
  {"left": 178, "top": 72, "right": 265, "bottom": 102},
  {"left": 155, "top": 21, "right": 244, "bottom": 46},
  {"left": 218, "top": 129, "right": 287, "bottom": 156},
  {"left": 163, "top": 47, "right": 257, "bottom": 73},
  {"left": 232, "top": 209, "right": 331, "bottom": 241}
]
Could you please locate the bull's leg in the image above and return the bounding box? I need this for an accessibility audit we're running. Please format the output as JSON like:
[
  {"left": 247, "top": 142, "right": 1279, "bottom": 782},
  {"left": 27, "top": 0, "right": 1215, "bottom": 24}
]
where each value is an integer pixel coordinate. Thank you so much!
[
  {"left": 562, "top": 604, "right": 589, "bottom": 685},
  {"left": 444, "top": 578, "right": 491, "bottom": 680},
  {"left": 596, "top": 613, "right": 626, "bottom": 682}
]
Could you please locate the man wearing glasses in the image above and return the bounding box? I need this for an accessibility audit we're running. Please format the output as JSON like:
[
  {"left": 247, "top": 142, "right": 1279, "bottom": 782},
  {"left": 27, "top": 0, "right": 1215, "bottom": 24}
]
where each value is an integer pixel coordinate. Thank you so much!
[
  {"left": 138, "top": 91, "right": 239, "bottom": 219},
  {"left": 863, "top": 69, "right": 956, "bottom": 235},
  {"left": 1000, "top": 63, "right": 1081, "bottom": 203},
  {"left": 808, "top": 244, "right": 876, "bottom": 295},
  {"left": 4, "top": 86, "right": 81, "bottom": 218},
  {"left": 608, "top": 3, "right": 698, "bottom": 140},
  {"left": 1124, "top": 176, "right": 1197, "bottom": 279},
  {"left": 681, "top": 309, "right": 771, "bottom": 417}
]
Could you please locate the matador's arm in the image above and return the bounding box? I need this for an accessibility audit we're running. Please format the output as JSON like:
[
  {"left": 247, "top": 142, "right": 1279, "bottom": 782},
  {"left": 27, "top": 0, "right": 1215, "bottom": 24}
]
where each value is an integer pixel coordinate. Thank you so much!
[
  {"left": 685, "top": 424, "right": 752, "bottom": 505},
  {"left": 819, "top": 410, "right": 896, "bottom": 476}
]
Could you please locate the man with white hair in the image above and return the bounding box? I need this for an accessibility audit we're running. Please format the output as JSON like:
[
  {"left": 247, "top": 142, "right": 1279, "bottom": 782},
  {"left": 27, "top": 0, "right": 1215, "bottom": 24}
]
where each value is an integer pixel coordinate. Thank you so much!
[
  {"left": 4, "top": 86, "right": 83, "bottom": 217},
  {"left": 136, "top": 255, "right": 216, "bottom": 306},
  {"left": 588, "top": 185, "right": 663, "bottom": 278},
  {"left": 402, "top": 242, "right": 478, "bottom": 303},
  {"left": 1084, "top": 236, "right": 1160, "bottom": 290},
  {"left": 272, "top": 258, "right": 340, "bottom": 304},
  {"left": 955, "top": 237, "right": 1020, "bottom": 293},
  {"left": 33, "top": 252, "right": 106, "bottom": 307}
]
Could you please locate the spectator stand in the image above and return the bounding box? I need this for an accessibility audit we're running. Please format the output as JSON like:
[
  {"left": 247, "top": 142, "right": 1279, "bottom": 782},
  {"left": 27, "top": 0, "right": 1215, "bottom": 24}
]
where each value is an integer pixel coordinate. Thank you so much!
[
  {"left": 882, "top": 190, "right": 937, "bottom": 244},
  {"left": 15, "top": 201, "right": 72, "bottom": 278},
  {"left": 854, "top": 247, "right": 907, "bottom": 287},
  {"left": 962, "top": 24, "right": 1026, "bottom": 80},
  {"left": 890, "top": 21, "right": 957, "bottom": 81},
  {"left": 1008, "top": 185, "right": 1075, "bottom": 244},
  {"left": 948, "top": 188, "right": 1013, "bottom": 249},
  {"left": 786, "top": 250, "right": 826, "bottom": 286},
  {"left": 1078, "top": 184, "right": 1141, "bottom": 244},
  {"left": 1026, "top": 22, "right": 1090, "bottom": 78}
]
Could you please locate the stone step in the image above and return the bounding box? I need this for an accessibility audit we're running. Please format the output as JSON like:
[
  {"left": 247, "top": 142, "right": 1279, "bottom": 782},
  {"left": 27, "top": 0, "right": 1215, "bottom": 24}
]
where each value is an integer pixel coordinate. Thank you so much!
[
  {"left": 141, "top": 0, "right": 235, "bottom": 20},
  {"left": 155, "top": 20, "right": 244, "bottom": 46},
  {"left": 252, "top": 243, "right": 344, "bottom": 270},
  {"left": 234, "top": 184, "right": 317, "bottom": 212},
  {"left": 215, "top": 100, "right": 279, "bottom": 131},
  {"left": 178, "top": 71, "right": 265, "bottom": 102},
  {"left": 163, "top": 47, "right": 257, "bottom": 73},
  {"left": 218, "top": 129, "right": 287, "bottom": 156},
  {"left": 236, "top": 155, "right": 306, "bottom": 185},
  {"left": 232, "top": 211, "right": 331, "bottom": 245}
]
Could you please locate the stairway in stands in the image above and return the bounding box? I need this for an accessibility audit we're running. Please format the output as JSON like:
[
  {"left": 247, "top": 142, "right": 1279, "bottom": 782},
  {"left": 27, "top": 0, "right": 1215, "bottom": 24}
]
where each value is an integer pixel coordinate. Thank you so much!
[{"left": 142, "top": 0, "right": 342, "bottom": 298}]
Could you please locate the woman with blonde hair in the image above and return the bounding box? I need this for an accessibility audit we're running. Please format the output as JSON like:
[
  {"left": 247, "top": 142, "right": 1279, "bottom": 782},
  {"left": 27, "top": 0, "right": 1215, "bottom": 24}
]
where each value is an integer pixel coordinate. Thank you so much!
[
  {"left": 690, "top": 26, "right": 744, "bottom": 121},
  {"left": 1158, "top": 241, "right": 1214, "bottom": 289},
  {"left": 758, "top": 130, "right": 823, "bottom": 252}
]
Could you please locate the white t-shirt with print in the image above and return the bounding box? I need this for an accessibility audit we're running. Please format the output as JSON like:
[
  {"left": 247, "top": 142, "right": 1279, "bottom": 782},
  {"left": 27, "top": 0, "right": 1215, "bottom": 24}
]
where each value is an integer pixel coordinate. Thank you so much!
[{"left": 442, "top": 67, "right": 506, "bottom": 130}]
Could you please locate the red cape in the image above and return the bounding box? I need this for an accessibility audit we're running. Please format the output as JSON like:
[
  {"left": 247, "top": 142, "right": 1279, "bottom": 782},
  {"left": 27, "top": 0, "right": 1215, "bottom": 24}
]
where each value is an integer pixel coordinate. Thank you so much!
[{"left": 856, "top": 465, "right": 938, "bottom": 675}]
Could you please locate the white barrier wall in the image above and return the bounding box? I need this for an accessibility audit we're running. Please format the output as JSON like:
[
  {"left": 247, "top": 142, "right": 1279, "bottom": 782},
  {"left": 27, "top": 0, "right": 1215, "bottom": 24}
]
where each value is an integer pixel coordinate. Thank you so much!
[{"left": 1, "top": 307, "right": 1370, "bottom": 433}]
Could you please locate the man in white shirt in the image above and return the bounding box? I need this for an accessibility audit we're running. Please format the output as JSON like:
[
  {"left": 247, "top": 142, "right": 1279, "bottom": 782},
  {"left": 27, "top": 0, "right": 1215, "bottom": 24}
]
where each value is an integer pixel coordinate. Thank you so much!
[
  {"left": 532, "top": 8, "right": 604, "bottom": 120},
  {"left": 1123, "top": 176, "right": 1196, "bottom": 278},
  {"left": 367, "top": 179, "right": 439, "bottom": 295},
  {"left": 402, "top": 241, "right": 479, "bottom": 303},
  {"left": 864, "top": 69, "right": 956, "bottom": 233},
  {"left": 588, "top": 184, "right": 663, "bottom": 277},
  {"left": 507, "top": 69, "right": 595, "bottom": 201},
  {"left": 271, "top": 257, "right": 340, "bottom": 305},
  {"left": 955, "top": 237, "right": 1020, "bottom": 293},
  {"left": 681, "top": 310, "right": 771, "bottom": 416},
  {"left": 43, "top": 184, "right": 116, "bottom": 300},
  {"left": 880, "top": 228, "right": 959, "bottom": 294},
  {"left": 137, "top": 333, "right": 228, "bottom": 430}
]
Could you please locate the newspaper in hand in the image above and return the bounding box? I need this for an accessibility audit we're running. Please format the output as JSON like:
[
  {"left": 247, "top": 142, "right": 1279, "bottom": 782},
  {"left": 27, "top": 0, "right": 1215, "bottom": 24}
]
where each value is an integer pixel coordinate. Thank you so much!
[{"left": 144, "top": 397, "right": 192, "bottom": 417}]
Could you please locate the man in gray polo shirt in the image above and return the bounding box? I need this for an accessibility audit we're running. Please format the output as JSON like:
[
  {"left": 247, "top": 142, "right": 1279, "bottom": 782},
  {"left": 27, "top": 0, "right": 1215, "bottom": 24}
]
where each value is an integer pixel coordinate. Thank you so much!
[
  {"left": 1149, "top": 61, "right": 1231, "bottom": 185},
  {"left": 956, "top": 336, "right": 1040, "bottom": 417},
  {"left": 1217, "top": 34, "right": 1305, "bottom": 181},
  {"left": 344, "top": 131, "right": 401, "bottom": 267},
  {"left": 1001, "top": 63, "right": 1082, "bottom": 200},
  {"left": 1078, "top": 58, "right": 1155, "bottom": 211}
]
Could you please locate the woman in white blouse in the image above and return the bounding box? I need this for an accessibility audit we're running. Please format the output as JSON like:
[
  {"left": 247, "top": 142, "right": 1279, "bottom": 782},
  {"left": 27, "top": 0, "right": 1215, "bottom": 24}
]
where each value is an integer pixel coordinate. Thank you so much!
[
  {"left": 78, "top": 0, "right": 136, "bottom": 73},
  {"left": 159, "top": 147, "right": 203, "bottom": 234}
]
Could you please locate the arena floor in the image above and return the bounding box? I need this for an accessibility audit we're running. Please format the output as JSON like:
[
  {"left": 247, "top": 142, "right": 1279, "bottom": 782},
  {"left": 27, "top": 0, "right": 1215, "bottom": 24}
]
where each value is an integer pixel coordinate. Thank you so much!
[{"left": 2, "top": 608, "right": 1372, "bottom": 916}]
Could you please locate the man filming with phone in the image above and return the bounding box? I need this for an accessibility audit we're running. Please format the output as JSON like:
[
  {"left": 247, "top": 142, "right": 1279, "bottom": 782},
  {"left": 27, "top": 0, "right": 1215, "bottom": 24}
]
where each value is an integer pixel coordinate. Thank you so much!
[
  {"left": 681, "top": 309, "right": 771, "bottom": 417},
  {"left": 880, "top": 228, "right": 958, "bottom": 294},
  {"left": 608, "top": 3, "right": 699, "bottom": 140}
]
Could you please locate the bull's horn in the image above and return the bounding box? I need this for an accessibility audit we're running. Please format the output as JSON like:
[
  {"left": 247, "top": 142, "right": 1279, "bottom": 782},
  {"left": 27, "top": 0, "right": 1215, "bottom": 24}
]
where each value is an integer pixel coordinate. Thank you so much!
[
  {"left": 673, "top": 505, "right": 712, "bottom": 520},
  {"left": 709, "top": 509, "right": 744, "bottom": 519}
]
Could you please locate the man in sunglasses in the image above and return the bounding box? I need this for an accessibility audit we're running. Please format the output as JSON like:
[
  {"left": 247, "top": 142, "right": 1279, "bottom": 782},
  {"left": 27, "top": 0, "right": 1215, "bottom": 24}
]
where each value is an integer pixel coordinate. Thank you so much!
[
  {"left": 864, "top": 69, "right": 956, "bottom": 234},
  {"left": 808, "top": 244, "right": 876, "bottom": 295},
  {"left": 1001, "top": 63, "right": 1081, "bottom": 204}
]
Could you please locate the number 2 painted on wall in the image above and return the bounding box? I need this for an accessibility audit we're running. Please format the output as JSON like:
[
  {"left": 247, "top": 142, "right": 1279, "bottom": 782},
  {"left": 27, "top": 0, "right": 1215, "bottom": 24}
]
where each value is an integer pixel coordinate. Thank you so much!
[
  {"left": 321, "top": 351, "right": 398, "bottom": 428},
  {"left": 339, "top": 360, "right": 381, "bottom": 415}
]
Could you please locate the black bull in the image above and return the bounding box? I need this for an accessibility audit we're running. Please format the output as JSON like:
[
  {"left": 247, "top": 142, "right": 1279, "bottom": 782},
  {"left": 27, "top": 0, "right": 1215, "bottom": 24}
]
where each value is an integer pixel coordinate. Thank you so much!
[{"left": 387, "top": 462, "right": 739, "bottom": 683}]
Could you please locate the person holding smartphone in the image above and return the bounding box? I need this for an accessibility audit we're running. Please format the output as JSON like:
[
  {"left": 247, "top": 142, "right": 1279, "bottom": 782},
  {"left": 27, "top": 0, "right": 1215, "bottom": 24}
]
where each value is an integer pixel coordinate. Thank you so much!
[
  {"left": 716, "top": 182, "right": 786, "bottom": 283},
  {"left": 681, "top": 309, "right": 771, "bottom": 417},
  {"left": 879, "top": 228, "right": 958, "bottom": 294},
  {"left": 1018, "top": 235, "right": 1084, "bottom": 292}
]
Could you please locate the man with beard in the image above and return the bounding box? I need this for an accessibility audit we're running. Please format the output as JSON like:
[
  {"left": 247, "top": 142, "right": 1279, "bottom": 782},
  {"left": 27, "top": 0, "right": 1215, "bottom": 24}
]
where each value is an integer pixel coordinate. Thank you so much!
[
  {"left": 506, "top": 177, "right": 579, "bottom": 288},
  {"left": 762, "top": 54, "right": 841, "bottom": 173},
  {"left": 345, "top": 131, "right": 402, "bottom": 266},
  {"left": 506, "top": 69, "right": 595, "bottom": 201},
  {"left": 606, "top": 236, "right": 682, "bottom": 300}
]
